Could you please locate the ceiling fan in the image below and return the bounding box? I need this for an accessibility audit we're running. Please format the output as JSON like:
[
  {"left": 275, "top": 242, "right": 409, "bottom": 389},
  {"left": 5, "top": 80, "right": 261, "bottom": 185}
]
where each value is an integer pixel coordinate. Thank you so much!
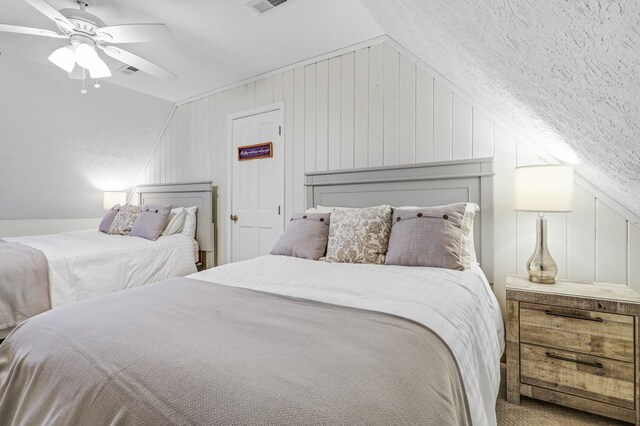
[{"left": 0, "top": 0, "right": 177, "bottom": 82}]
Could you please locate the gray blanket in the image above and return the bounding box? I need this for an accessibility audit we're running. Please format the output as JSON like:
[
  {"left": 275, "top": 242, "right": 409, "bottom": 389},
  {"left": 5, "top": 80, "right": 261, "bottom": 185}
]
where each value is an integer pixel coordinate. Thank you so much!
[
  {"left": 0, "top": 277, "right": 470, "bottom": 425},
  {"left": 0, "top": 239, "right": 50, "bottom": 331}
]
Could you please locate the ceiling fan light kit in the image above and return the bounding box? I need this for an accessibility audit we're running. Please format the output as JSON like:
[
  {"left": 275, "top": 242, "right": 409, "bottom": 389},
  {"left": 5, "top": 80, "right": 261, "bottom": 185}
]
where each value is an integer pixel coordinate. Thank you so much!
[{"left": 1, "top": 0, "right": 178, "bottom": 93}]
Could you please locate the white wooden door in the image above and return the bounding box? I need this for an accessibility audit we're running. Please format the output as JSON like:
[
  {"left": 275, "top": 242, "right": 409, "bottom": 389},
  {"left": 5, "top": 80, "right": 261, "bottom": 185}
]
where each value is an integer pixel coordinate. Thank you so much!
[{"left": 230, "top": 108, "right": 284, "bottom": 262}]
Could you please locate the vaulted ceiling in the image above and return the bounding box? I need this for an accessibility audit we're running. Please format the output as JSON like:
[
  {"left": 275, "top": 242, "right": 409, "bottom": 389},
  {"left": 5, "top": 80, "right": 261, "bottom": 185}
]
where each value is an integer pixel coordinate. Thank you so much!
[
  {"left": 362, "top": 0, "right": 640, "bottom": 218},
  {"left": 1, "top": 0, "right": 638, "bottom": 219}
]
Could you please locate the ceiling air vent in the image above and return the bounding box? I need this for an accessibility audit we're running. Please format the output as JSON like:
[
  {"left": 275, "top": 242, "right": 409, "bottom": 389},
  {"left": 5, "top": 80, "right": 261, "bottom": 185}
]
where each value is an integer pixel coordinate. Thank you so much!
[
  {"left": 248, "top": 0, "right": 288, "bottom": 15},
  {"left": 119, "top": 65, "right": 140, "bottom": 75}
]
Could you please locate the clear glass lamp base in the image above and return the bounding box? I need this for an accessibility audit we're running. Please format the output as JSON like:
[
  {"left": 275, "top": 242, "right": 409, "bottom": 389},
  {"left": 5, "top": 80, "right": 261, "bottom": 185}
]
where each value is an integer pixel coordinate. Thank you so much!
[{"left": 526, "top": 214, "right": 557, "bottom": 284}]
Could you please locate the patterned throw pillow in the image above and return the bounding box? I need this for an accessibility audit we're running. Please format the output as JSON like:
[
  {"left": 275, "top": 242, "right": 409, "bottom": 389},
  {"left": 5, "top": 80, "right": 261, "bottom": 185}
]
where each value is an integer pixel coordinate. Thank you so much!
[
  {"left": 325, "top": 205, "right": 393, "bottom": 264},
  {"left": 108, "top": 204, "right": 141, "bottom": 236}
]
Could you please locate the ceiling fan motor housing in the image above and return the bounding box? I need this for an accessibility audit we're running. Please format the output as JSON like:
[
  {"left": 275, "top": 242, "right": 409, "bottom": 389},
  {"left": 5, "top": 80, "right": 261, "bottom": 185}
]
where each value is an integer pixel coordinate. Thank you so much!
[{"left": 57, "top": 8, "right": 106, "bottom": 36}]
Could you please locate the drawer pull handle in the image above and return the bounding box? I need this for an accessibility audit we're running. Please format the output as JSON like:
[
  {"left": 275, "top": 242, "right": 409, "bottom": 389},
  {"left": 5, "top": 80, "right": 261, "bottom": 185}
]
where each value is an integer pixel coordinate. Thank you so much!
[
  {"left": 544, "top": 310, "right": 603, "bottom": 322},
  {"left": 545, "top": 352, "right": 604, "bottom": 369}
]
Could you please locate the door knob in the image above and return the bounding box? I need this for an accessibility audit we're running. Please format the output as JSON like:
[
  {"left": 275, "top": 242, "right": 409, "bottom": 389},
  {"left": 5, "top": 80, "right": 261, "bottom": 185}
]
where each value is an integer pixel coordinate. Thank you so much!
[{"left": 230, "top": 214, "right": 238, "bottom": 223}]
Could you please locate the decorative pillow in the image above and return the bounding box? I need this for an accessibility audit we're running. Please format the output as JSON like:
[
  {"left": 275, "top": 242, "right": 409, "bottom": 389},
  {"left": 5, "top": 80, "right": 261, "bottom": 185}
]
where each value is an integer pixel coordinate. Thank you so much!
[
  {"left": 271, "top": 213, "right": 331, "bottom": 260},
  {"left": 325, "top": 205, "right": 393, "bottom": 265},
  {"left": 99, "top": 204, "right": 121, "bottom": 233},
  {"left": 385, "top": 203, "right": 467, "bottom": 270},
  {"left": 461, "top": 203, "right": 480, "bottom": 267},
  {"left": 305, "top": 205, "right": 348, "bottom": 214},
  {"left": 181, "top": 206, "right": 198, "bottom": 238},
  {"left": 162, "top": 207, "right": 186, "bottom": 236},
  {"left": 107, "top": 204, "right": 141, "bottom": 236},
  {"left": 130, "top": 204, "right": 172, "bottom": 241}
]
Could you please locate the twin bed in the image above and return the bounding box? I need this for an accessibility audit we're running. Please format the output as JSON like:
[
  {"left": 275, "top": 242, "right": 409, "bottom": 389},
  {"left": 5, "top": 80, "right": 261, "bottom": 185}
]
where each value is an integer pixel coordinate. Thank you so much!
[
  {"left": 0, "top": 159, "right": 504, "bottom": 426},
  {"left": 0, "top": 181, "right": 216, "bottom": 338}
]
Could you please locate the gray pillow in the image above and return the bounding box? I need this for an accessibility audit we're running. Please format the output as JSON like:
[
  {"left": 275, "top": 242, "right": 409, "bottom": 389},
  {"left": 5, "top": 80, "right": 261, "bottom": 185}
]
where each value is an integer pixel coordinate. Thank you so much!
[
  {"left": 130, "top": 204, "right": 172, "bottom": 241},
  {"left": 270, "top": 213, "right": 331, "bottom": 260},
  {"left": 99, "top": 204, "right": 121, "bottom": 233},
  {"left": 385, "top": 203, "right": 467, "bottom": 270}
]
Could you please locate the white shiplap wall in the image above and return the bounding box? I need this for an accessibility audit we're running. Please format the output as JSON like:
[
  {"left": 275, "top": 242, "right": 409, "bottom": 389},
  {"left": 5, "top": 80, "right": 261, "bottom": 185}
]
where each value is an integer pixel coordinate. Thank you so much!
[{"left": 137, "top": 41, "right": 640, "bottom": 312}]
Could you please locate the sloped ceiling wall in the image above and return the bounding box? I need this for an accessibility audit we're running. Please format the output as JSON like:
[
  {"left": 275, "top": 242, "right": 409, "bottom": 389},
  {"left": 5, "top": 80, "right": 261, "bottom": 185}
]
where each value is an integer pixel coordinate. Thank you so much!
[
  {"left": 0, "top": 53, "right": 172, "bottom": 219},
  {"left": 361, "top": 0, "right": 640, "bottom": 218}
]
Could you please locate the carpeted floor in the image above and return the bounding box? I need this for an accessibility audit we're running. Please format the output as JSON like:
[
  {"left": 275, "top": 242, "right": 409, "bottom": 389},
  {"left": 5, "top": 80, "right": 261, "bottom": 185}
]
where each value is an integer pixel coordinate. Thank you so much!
[{"left": 496, "top": 365, "right": 628, "bottom": 425}]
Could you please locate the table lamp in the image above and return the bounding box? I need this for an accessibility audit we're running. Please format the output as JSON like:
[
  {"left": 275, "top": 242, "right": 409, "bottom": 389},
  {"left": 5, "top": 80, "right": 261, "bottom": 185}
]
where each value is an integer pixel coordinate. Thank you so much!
[{"left": 515, "top": 164, "right": 574, "bottom": 284}]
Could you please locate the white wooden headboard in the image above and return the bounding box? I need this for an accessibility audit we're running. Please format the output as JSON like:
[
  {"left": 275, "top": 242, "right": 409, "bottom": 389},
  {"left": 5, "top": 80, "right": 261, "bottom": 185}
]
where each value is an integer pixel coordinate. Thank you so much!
[
  {"left": 137, "top": 181, "right": 216, "bottom": 268},
  {"left": 305, "top": 158, "right": 494, "bottom": 282}
]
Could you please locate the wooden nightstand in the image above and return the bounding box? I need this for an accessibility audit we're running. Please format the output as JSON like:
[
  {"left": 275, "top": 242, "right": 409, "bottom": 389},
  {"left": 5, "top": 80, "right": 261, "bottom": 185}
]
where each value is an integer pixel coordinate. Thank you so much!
[{"left": 506, "top": 275, "right": 640, "bottom": 424}]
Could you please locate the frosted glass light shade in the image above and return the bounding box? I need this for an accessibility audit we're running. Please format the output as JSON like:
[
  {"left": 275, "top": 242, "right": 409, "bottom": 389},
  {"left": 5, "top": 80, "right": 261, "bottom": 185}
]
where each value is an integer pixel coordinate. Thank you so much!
[
  {"left": 48, "top": 46, "right": 76, "bottom": 73},
  {"left": 515, "top": 165, "right": 574, "bottom": 212},
  {"left": 75, "top": 43, "right": 100, "bottom": 69},
  {"left": 88, "top": 57, "right": 112, "bottom": 79},
  {"left": 103, "top": 192, "right": 127, "bottom": 210}
]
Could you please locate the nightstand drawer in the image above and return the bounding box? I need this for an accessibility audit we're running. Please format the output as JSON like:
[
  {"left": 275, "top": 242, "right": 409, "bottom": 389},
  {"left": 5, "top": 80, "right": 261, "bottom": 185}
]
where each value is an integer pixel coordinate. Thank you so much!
[
  {"left": 521, "top": 343, "right": 635, "bottom": 409},
  {"left": 520, "top": 302, "right": 634, "bottom": 362}
]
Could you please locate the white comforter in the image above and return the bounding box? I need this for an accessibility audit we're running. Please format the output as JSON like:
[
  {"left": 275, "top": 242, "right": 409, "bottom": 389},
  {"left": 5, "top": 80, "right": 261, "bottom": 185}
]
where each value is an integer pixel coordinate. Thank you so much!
[
  {"left": 5, "top": 230, "right": 197, "bottom": 308},
  {"left": 192, "top": 255, "right": 504, "bottom": 426}
]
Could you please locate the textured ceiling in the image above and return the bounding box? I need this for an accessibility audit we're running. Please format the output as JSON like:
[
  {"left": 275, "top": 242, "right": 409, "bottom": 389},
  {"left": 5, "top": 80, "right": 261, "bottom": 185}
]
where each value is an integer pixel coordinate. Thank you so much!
[
  {"left": 0, "top": 0, "right": 383, "bottom": 102},
  {"left": 361, "top": 0, "right": 640, "bottom": 218}
]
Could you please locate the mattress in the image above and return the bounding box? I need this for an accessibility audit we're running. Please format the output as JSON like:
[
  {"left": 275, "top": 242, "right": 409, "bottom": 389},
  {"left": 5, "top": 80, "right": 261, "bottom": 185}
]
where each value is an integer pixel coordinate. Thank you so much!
[
  {"left": 192, "top": 255, "right": 504, "bottom": 426},
  {"left": 4, "top": 230, "right": 197, "bottom": 308}
]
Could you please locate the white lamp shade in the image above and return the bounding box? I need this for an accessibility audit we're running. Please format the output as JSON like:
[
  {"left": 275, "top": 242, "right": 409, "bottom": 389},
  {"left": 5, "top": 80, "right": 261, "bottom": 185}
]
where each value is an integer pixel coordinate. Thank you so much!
[
  {"left": 75, "top": 43, "right": 100, "bottom": 69},
  {"left": 103, "top": 192, "right": 127, "bottom": 210},
  {"left": 88, "top": 56, "right": 112, "bottom": 79},
  {"left": 515, "top": 165, "right": 574, "bottom": 212},
  {"left": 48, "top": 46, "right": 76, "bottom": 73}
]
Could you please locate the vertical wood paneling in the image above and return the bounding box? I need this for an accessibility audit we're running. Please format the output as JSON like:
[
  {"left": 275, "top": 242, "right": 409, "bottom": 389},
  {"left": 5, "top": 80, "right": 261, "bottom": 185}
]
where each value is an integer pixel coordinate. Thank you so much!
[
  {"left": 368, "top": 43, "right": 384, "bottom": 167},
  {"left": 327, "top": 57, "right": 341, "bottom": 171},
  {"left": 340, "top": 52, "right": 355, "bottom": 169},
  {"left": 245, "top": 81, "right": 256, "bottom": 109},
  {"left": 452, "top": 94, "right": 472, "bottom": 160},
  {"left": 139, "top": 41, "right": 638, "bottom": 302},
  {"left": 383, "top": 43, "right": 399, "bottom": 166},
  {"left": 597, "top": 200, "right": 628, "bottom": 283},
  {"left": 354, "top": 47, "right": 369, "bottom": 169},
  {"left": 567, "top": 185, "right": 596, "bottom": 281},
  {"left": 283, "top": 70, "right": 294, "bottom": 220},
  {"left": 315, "top": 60, "right": 329, "bottom": 172},
  {"left": 493, "top": 124, "right": 517, "bottom": 312},
  {"left": 433, "top": 80, "right": 452, "bottom": 161},
  {"left": 416, "top": 67, "right": 434, "bottom": 163},
  {"left": 398, "top": 55, "right": 416, "bottom": 164},
  {"left": 629, "top": 224, "right": 640, "bottom": 292},
  {"left": 472, "top": 109, "right": 494, "bottom": 158},
  {"left": 273, "top": 72, "right": 284, "bottom": 102},
  {"left": 293, "top": 67, "right": 305, "bottom": 212},
  {"left": 304, "top": 64, "right": 316, "bottom": 173}
]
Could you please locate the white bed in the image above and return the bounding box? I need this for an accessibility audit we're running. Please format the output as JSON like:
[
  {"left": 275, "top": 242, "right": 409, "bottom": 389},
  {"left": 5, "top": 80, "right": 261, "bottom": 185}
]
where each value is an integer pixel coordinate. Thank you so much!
[
  {"left": 0, "top": 181, "right": 216, "bottom": 337},
  {"left": 4, "top": 230, "right": 197, "bottom": 308},
  {"left": 192, "top": 255, "right": 504, "bottom": 426}
]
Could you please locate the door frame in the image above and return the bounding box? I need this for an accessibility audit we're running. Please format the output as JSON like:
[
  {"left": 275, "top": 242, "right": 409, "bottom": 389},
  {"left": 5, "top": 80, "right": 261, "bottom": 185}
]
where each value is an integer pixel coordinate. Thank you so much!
[{"left": 226, "top": 102, "right": 285, "bottom": 263}]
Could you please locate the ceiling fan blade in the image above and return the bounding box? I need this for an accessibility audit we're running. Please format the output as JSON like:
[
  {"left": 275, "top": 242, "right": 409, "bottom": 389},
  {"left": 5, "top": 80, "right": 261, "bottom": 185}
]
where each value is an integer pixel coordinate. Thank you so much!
[
  {"left": 22, "top": 0, "right": 73, "bottom": 30},
  {"left": 0, "top": 24, "right": 65, "bottom": 38},
  {"left": 98, "top": 45, "right": 177, "bottom": 81},
  {"left": 95, "top": 24, "right": 173, "bottom": 44}
]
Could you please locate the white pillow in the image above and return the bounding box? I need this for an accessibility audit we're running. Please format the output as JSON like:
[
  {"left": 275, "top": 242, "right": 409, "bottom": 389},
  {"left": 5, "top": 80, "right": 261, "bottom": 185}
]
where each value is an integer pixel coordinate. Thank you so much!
[
  {"left": 181, "top": 206, "right": 198, "bottom": 238},
  {"left": 305, "top": 205, "right": 348, "bottom": 213},
  {"left": 461, "top": 203, "right": 479, "bottom": 267},
  {"left": 161, "top": 207, "right": 186, "bottom": 236}
]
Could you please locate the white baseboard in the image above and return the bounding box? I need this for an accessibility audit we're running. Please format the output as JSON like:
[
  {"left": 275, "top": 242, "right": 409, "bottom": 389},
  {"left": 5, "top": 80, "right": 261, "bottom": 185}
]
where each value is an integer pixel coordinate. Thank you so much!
[{"left": 0, "top": 218, "right": 101, "bottom": 238}]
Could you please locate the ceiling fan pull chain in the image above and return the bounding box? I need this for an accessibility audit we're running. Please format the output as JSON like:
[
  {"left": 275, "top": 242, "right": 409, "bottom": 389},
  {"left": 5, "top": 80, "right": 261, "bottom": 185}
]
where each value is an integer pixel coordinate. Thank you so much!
[{"left": 81, "top": 68, "right": 87, "bottom": 94}]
